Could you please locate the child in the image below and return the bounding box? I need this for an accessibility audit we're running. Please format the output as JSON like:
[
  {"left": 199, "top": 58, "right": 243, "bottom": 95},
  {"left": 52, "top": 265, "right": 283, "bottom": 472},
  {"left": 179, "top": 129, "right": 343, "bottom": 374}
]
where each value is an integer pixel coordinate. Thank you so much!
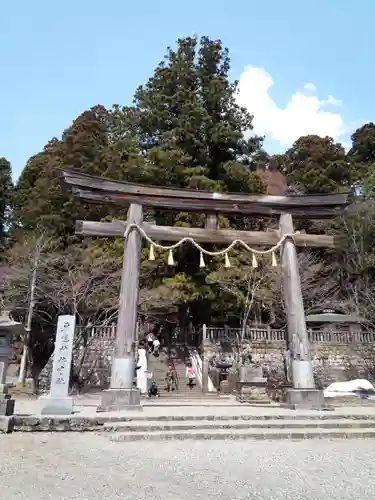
[
  {"left": 186, "top": 362, "right": 195, "bottom": 389},
  {"left": 148, "top": 380, "right": 160, "bottom": 398},
  {"left": 147, "top": 333, "right": 154, "bottom": 353}
]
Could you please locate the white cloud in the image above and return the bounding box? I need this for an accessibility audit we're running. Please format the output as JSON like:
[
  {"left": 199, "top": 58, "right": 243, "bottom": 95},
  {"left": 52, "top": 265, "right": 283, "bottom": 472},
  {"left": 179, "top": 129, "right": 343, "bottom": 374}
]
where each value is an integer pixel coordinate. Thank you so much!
[
  {"left": 236, "top": 66, "right": 344, "bottom": 148},
  {"left": 325, "top": 94, "right": 343, "bottom": 106},
  {"left": 304, "top": 82, "right": 316, "bottom": 91}
]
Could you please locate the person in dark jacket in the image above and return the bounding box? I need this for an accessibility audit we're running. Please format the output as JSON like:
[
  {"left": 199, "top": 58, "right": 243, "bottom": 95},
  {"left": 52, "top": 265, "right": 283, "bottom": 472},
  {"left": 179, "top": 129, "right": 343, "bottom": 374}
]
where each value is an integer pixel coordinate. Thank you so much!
[{"left": 148, "top": 380, "right": 160, "bottom": 398}]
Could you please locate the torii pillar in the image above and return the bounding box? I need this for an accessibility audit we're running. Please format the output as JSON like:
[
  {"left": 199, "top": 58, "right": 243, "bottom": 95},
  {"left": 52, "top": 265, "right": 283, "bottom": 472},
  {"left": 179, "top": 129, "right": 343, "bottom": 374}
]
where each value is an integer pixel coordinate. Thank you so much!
[
  {"left": 280, "top": 214, "right": 325, "bottom": 409},
  {"left": 99, "top": 203, "right": 143, "bottom": 411}
]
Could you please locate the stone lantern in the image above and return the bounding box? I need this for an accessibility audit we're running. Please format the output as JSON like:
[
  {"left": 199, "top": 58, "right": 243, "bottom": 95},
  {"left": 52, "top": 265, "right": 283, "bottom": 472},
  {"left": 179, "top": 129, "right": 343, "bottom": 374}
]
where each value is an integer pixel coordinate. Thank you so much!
[{"left": 0, "top": 310, "right": 24, "bottom": 418}]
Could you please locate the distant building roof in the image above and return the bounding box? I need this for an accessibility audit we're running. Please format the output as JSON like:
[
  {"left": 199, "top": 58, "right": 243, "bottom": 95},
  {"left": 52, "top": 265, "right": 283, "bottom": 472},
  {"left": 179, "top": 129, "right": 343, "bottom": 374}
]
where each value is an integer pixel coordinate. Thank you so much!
[
  {"left": 305, "top": 313, "right": 366, "bottom": 324},
  {"left": 307, "top": 303, "right": 346, "bottom": 315}
]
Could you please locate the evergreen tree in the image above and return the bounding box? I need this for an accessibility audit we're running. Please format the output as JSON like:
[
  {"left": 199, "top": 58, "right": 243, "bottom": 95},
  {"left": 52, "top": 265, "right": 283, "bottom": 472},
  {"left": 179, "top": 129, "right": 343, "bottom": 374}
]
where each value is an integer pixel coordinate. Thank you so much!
[
  {"left": 349, "top": 123, "right": 375, "bottom": 165},
  {"left": 12, "top": 106, "right": 111, "bottom": 242},
  {"left": 349, "top": 123, "right": 375, "bottom": 195},
  {"left": 272, "top": 135, "right": 351, "bottom": 194},
  {"left": 131, "top": 35, "right": 265, "bottom": 193},
  {"left": 0, "top": 157, "right": 13, "bottom": 251}
]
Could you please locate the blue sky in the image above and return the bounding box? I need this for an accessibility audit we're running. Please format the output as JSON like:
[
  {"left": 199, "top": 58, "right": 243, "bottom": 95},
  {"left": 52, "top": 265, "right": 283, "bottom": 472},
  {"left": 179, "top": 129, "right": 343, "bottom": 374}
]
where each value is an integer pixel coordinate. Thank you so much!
[{"left": 1, "top": 0, "right": 374, "bottom": 179}]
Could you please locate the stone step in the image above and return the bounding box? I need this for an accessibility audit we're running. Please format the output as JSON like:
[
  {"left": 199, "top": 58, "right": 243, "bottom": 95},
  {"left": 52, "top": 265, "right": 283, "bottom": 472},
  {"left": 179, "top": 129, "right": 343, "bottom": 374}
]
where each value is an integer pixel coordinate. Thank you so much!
[
  {"left": 144, "top": 399, "right": 225, "bottom": 404},
  {"left": 141, "top": 402, "right": 239, "bottom": 407},
  {"left": 153, "top": 394, "right": 206, "bottom": 399},
  {"left": 101, "top": 412, "right": 375, "bottom": 422},
  {"left": 108, "top": 426, "right": 375, "bottom": 442},
  {"left": 13, "top": 412, "right": 375, "bottom": 432},
  {"left": 143, "top": 391, "right": 220, "bottom": 400},
  {"left": 328, "top": 398, "right": 375, "bottom": 406},
  {"left": 104, "top": 418, "right": 375, "bottom": 433}
]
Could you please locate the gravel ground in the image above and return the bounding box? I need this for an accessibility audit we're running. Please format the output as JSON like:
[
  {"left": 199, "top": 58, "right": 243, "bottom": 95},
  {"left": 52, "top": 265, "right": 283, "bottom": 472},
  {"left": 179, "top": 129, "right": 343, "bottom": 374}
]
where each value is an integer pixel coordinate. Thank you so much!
[{"left": 1, "top": 433, "right": 375, "bottom": 500}]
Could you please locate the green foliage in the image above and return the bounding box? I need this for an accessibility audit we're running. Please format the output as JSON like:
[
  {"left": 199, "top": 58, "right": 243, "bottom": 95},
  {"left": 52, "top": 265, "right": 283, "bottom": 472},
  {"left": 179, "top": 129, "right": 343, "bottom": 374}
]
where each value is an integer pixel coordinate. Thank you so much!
[
  {"left": 363, "top": 164, "right": 375, "bottom": 198},
  {"left": 131, "top": 35, "right": 264, "bottom": 192},
  {"left": 206, "top": 252, "right": 281, "bottom": 326},
  {"left": 349, "top": 123, "right": 375, "bottom": 165},
  {"left": 273, "top": 135, "right": 351, "bottom": 193},
  {"left": 11, "top": 106, "right": 112, "bottom": 242}
]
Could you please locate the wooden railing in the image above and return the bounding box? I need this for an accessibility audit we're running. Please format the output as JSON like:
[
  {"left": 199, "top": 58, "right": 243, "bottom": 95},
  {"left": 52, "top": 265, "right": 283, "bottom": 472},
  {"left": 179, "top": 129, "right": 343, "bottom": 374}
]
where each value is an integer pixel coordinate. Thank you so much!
[
  {"left": 75, "top": 324, "right": 117, "bottom": 339},
  {"left": 206, "top": 327, "right": 286, "bottom": 342},
  {"left": 206, "top": 327, "right": 375, "bottom": 344},
  {"left": 75, "top": 324, "right": 375, "bottom": 345}
]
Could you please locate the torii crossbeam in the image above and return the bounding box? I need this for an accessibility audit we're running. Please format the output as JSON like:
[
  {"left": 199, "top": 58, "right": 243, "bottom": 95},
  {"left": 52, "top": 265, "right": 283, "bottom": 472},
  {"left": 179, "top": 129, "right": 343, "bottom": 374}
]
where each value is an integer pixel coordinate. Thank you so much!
[{"left": 62, "top": 170, "right": 349, "bottom": 410}]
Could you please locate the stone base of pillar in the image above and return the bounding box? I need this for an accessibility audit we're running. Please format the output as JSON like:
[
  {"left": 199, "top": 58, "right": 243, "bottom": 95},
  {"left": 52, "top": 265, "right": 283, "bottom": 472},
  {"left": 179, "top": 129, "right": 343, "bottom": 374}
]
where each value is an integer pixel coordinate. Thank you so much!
[
  {"left": 98, "top": 388, "right": 142, "bottom": 412},
  {"left": 281, "top": 388, "right": 332, "bottom": 410},
  {"left": 0, "top": 416, "right": 14, "bottom": 433},
  {"left": 13, "top": 379, "right": 36, "bottom": 394},
  {"left": 39, "top": 395, "right": 73, "bottom": 415},
  {"left": 0, "top": 385, "right": 15, "bottom": 417},
  {"left": 0, "top": 395, "right": 15, "bottom": 416}
]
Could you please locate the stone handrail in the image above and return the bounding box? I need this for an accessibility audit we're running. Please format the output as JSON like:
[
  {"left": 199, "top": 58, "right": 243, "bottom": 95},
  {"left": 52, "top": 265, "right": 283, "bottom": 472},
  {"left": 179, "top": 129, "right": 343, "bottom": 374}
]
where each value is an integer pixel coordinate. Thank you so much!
[{"left": 190, "top": 348, "right": 215, "bottom": 393}]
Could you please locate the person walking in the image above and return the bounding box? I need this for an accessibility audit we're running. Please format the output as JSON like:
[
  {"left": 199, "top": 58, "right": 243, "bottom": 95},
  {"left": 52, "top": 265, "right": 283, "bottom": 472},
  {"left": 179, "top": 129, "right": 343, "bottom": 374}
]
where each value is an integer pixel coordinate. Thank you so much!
[
  {"left": 153, "top": 336, "right": 160, "bottom": 357},
  {"left": 186, "top": 362, "right": 195, "bottom": 389},
  {"left": 165, "top": 364, "right": 175, "bottom": 392},
  {"left": 147, "top": 332, "right": 154, "bottom": 353},
  {"left": 136, "top": 344, "right": 148, "bottom": 395}
]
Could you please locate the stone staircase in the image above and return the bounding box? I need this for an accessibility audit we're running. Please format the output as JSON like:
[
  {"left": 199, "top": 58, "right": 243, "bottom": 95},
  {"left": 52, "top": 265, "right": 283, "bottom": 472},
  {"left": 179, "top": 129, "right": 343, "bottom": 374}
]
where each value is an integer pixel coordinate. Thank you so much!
[
  {"left": 147, "top": 346, "right": 216, "bottom": 399},
  {"left": 105, "top": 412, "right": 375, "bottom": 442}
]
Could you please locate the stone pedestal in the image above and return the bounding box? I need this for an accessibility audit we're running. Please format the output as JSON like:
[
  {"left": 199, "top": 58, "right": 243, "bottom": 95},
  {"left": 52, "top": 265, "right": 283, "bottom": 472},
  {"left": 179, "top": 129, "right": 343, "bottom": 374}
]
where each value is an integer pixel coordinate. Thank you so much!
[
  {"left": 0, "top": 384, "right": 15, "bottom": 416},
  {"left": 219, "top": 380, "right": 230, "bottom": 394},
  {"left": 236, "top": 365, "right": 268, "bottom": 403},
  {"left": 0, "top": 394, "right": 15, "bottom": 416},
  {"left": 282, "top": 388, "right": 328, "bottom": 410},
  {"left": 0, "top": 385, "right": 15, "bottom": 433},
  {"left": 98, "top": 388, "right": 142, "bottom": 412},
  {"left": 39, "top": 395, "right": 73, "bottom": 415}
]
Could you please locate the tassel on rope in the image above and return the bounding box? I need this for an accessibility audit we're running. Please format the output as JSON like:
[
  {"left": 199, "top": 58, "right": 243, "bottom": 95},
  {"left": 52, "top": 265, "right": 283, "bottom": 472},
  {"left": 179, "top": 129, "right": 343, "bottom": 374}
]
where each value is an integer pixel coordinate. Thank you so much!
[
  {"left": 199, "top": 250, "right": 205, "bottom": 268},
  {"left": 252, "top": 253, "right": 258, "bottom": 269},
  {"left": 148, "top": 244, "right": 155, "bottom": 261},
  {"left": 167, "top": 249, "right": 175, "bottom": 266},
  {"left": 271, "top": 251, "right": 277, "bottom": 267},
  {"left": 224, "top": 252, "right": 231, "bottom": 268}
]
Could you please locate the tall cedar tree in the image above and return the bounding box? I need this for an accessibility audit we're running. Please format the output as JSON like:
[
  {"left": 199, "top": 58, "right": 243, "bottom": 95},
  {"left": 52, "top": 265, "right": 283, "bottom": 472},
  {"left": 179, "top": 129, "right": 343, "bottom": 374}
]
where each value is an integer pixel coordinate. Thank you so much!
[
  {"left": 131, "top": 36, "right": 265, "bottom": 194},
  {"left": 0, "top": 157, "right": 13, "bottom": 251},
  {"left": 12, "top": 106, "right": 111, "bottom": 244}
]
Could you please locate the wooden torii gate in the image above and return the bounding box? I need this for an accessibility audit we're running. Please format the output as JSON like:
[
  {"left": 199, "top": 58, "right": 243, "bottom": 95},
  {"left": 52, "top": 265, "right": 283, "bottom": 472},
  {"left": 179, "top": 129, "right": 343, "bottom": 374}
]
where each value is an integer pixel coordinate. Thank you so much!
[{"left": 62, "top": 171, "right": 349, "bottom": 410}]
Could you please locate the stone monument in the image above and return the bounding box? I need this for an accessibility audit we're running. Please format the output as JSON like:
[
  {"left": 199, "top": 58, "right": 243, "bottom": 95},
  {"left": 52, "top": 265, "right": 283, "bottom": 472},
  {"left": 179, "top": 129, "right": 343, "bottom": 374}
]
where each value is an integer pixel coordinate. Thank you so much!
[{"left": 39, "top": 315, "right": 75, "bottom": 415}]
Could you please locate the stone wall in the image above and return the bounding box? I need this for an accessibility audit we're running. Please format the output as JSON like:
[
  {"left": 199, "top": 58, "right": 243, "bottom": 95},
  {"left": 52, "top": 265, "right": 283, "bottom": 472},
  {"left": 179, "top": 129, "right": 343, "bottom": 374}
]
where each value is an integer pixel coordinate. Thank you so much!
[
  {"left": 206, "top": 340, "right": 375, "bottom": 388},
  {"left": 37, "top": 336, "right": 375, "bottom": 393},
  {"left": 38, "top": 338, "right": 114, "bottom": 393}
]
